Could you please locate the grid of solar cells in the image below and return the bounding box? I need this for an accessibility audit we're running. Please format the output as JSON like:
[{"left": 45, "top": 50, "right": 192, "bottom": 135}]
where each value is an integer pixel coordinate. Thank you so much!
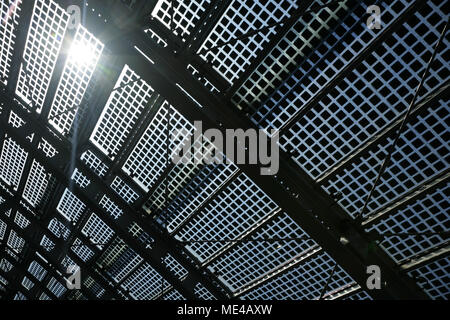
[
  {"left": 15, "top": 0, "right": 69, "bottom": 111},
  {"left": 0, "top": 0, "right": 20, "bottom": 85},
  {"left": 7, "top": 229, "right": 25, "bottom": 253},
  {"left": 80, "top": 150, "right": 109, "bottom": 178},
  {"left": 281, "top": 1, "right": 450, "bottom": 179},
  {"left": 151, "top": 0, "right": 211, "bottom": 40},
  {"left": 252, "top": 0, "right": 414, "bottom": 131},
  {"left": 21, "top": 276, "right": 34, "bottom": 290},
  {"left": 367, "top": 183, "right": 449, "bottom": 264},
  {"left": 22, "top": 159, "right": 50, "bottom": 207},
  {"left": 13, "top": 292, "right": 26, "bottom": 300},
  {"left": 233, "top": 0, "right": 349, "bottom": 109},
  {"left": 128, "top": 222, "right": 153, "bottom": 246},
  {"left": 163, "top": 289, "right": 185, "bottom": 300},
  {"left": 198, "top": 0, "right": 298, "bottom": 84},
  {"left": 100, "top": 238, "right": 143, "bottom": 283},
  {"left": 210, "top": 212, "right": 318, "bottom": 292},
  {"left": 47, "top": 218, "right": 70, "bottom": 240},
  {"left": 90, "top": 65, "right": 154, "bottom": 159},
  {"left": 8, "top": 110, "right": 25, "bottom": 128},
  {"left": 194, "top": 282, "right": 216, "bottom": 300},
  {"left": 123, "top": 101, "right": 194, "bottom": 192},
  {"left": 84, "top": 276, "right": 105, "bottom": 298},
  {"left": 27, "top": 261, "right": 47, "bottom": 281},
  {"left": 48, "top": 25, "right": 104, "bottom": 134},
  {"left": 0, "top": 258, "right": 13, "bottom": 272},
  {"left": 82, "top": 213, "right": 114, "bottom": 249},
  {"left": 0, "top": 137, "right": 28, "bottom": 191},
  {"left": 99, "top": 195, "right": 123, "bottom": 220},
  {"left": 0, "top": 219, "right": 7, "bottom": 240},
  {"left": 144, "top": 135, "right": 231, "bottom": 213},
  {"left": 110, "top": 176, "right": 140, "bottom": 204},
  {"left": 160, "top": 162, "right": 237, "bottom": 232},
  {"left": 164, "top": 253, "right": 188, "bottom": 280},
  {"left": 40, "top": 235, "right": 55, "bottom": 251},
  {"left": 71, "top": 238, "right": 95, "bottom": 262},
  {"left": 39, "top": 292, "right": 51, "bottom": 300},
  {"left": 37, "top": 138, "right": 58, "bottom": 158},
  {"left": 240, "top": 252, "right": 355, "bottom": 300},
  {"left": 121, "top": 262, "right": 170, "bottom": 300},
  {"left": 324, "top": 99, "right": 449, "bottom": 218},
  {"left": 14, "top": 211, "right": 30, "bottom": 229},
  {"left": 47, "top": 277, "right": 66, "bottom": 298},
  {"left": 56, "top": 188, "right": 86, "bottom": 223},
  {"left": 408, "top": 255, "right": 450, "bottom": 299},
  {"left": 71, "top": 168, "right": 91, "bottom": 189},
  {"left": 177, "top": 173, "right": 278, "bottom": 263}
]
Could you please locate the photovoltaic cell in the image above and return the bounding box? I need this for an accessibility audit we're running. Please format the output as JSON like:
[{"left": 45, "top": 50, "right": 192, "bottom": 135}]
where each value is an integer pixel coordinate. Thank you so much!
[
  {"left": 210, "top": 212, "right": 319, "bottom": 292},
  {"left": 324, "top": 99, "right": 449, "bottom": 218},
  {"left": 240, "top": 252, "right": 356, "bottom": 300},
  {"left": 0, "top": 0, "right": 21, "bottom": 85},
  {"left": 151, "top": 0, "right": 211, "bottom": 40},
  {"left": 367, "top": 183, "right": 450, "bottom": 264},
  {"left": 48, "top": 25, "right": 104, "bottom": 134},
  {"left": 90, "top": 65, "right": 154, "bottom": 159},
  {"left": 408, "top": 255, "right": 450, "bottom": 299},
  {"left": 122, "top": 101, "right": 194, "bottom": 192},
  {"left": 177, "top": 173, "right": 278, "bottom": 263},
  {"left": 198, "top": 0, "right": 298, "bottom": 84},
  {"left": 15, "top": 0, "right": 69, "bottom": 111},
  {"left": 0, "top": 137, "right": 28, "bottom": 191},
  {"left": 281, "top": 1, "right": 449, "bottom": 179}
]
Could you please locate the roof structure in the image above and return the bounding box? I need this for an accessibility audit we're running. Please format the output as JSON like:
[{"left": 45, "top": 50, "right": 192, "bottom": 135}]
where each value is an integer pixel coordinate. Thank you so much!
[{"left": 0, "top": 0, "right": 448, "bottom": 301}]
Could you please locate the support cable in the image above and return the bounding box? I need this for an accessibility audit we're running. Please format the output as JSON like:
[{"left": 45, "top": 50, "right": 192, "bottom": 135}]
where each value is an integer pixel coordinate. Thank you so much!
[{"left": 356, "top": 19, "right": 449, "bottom": 221}]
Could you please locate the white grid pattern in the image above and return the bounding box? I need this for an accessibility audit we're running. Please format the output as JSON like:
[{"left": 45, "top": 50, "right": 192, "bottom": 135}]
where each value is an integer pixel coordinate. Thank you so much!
[
  {"left": 82, "top": 213, "right": 114, "bottom": 249},
  {"left": 163, "top": 289, "right": 186, "bottom": 300},
  {"left": 22, "top": 159, "right": 50, "bottom": 207},
  {"left": 164, "top": 253, "right": 188, "bottom": 280},
  {"left": 324, "top": 100, "right": 450, "bottom": 218},
  {"left": 152, "top": 0, "right": 211, "bottom": 40},
  {"left": 56, "top": 188, "right": 86, "bottom": 223},
  {"left": 209, "top": 213, "right": 318, "bottom": 292},
  {"left": 48, "top": 25, "right": 104, "bottom": 134},
  {"left": 47, "top": 218, "right": 70, "bottom": 240},
  {"left": 14, "top": 211, "right": 30, "bottom": 229},
  {"left": 178, "top": 173, "right": 279, "bottom": 263},
  {"left": 8, "top": 110, "right": 25, "bottom": 128},
  {"left": 71, "top": 238, "right": 95, "bottom": 262},
  {"left": 0, "top": 0, "right": 21, "bottom": 85},
  {"left": 123, "top": 101, "right": 194, "bottom": 192},
  {"left": 407, "top": 255, "right": 450, "bottom": 300},
  {"left": 110, "top": 176, "right": 140, "bottom": 204},
  {"left": 80, "top": 150, "right": 109, "bottom": 177},
  {"left": 121, "top": 262, "right": 170, "bottom": 300},
  {"left": 0, "top": 137, "right": 28, "bottom": 191},
  {"left": 198, "top": 0, "right": 298, "bottom": 84},
  {"left": 71, "top": 168, "right": 91, "bottom": 189},
  {"left": 99, "top": 195, "right": 123, "bottom": 220},
  {"left": 7, "top": 229, "right": 25, "bottom": 253},
  {"left": 37, "top": 138, "right": 58, "bottom": 158},
  {"left": 47, "top": 277, "right": 66, "bottom": 298},
  {"left": 0, "top": 219, "right": 7, "bottom": 241},
  {"left": 16, "top": 0, "right": 69, "bottom": 111},
  {"left": 241, "top": 252, "right": 355, "bottom": 300},
  {"left": 28, "top": 261, "right": 47, "bottom": 281},
  {"left": 281, "top": 1, "right": 450, "bottom": 179},
  {"left": 161, "top": 162, "right": 237, "bottom": 232},
  {"left": 90, "top": 65, "right": 154, "bottom": 159},
  {"left": 233, "top": 0, "right": 348, "bottom": 108},
  {"left": 367, "top": 183, "right": 450, "bottom": 264},
  {"left": 253, "top": 0, "right": 414, "bottom": 131},
  {"left": 194, "top": 282, "right": 215, "bottom": 300}
]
